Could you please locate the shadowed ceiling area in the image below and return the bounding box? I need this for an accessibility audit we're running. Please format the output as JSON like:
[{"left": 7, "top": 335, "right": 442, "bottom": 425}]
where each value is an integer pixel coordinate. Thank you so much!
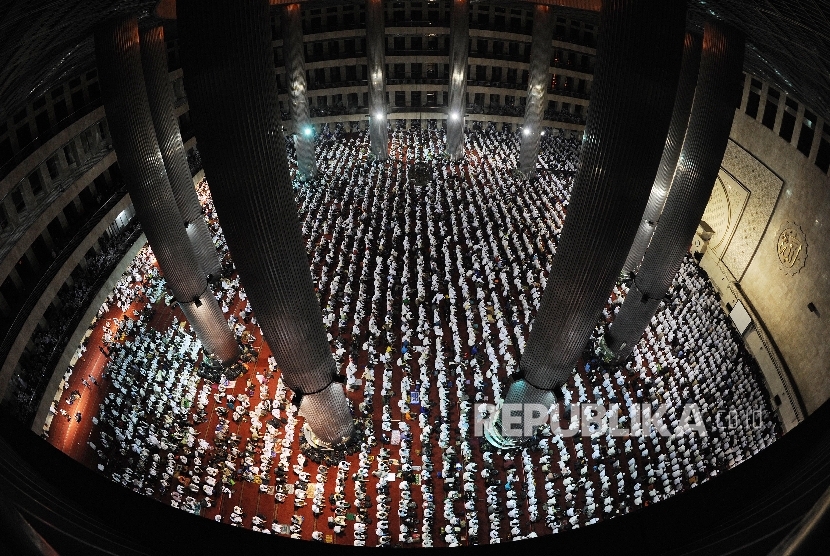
[
  {"left": 1, "top": 0, "right": 829, "bottom": 122},
  {"left": 687, "top": 0, "right": 830, "bottom": 123}
]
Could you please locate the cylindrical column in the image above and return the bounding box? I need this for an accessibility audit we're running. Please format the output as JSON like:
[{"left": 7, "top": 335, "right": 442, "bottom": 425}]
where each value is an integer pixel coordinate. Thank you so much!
[
  {"left": 622, "top": 32, "right": 703, "bottom": 274},
  {"left": 518, "top": 4, "right": 554, "bottom": 177},
  {"left": 139, "top": 25, "right": 223, "bottom": 281},
  {"left": 366, "top": 0, "right": 388, "bottom": 160},
  {"left": 505, "top": 0, "right": 687, "bottom": 410},
  {"left": 94, "top": 16, "right": 239, "bottom": 364},
  {"left": 606, "top": 21, "right": 745, "bottom": 361},
  {"left": 281, "top": 4, "right": 317, "bottom": 180},
  {"left": 446, "top": 0, "right": 469, "bottom": 160},
  {"left": 177, "top": 0, "right": 353, "bottom": 445}
]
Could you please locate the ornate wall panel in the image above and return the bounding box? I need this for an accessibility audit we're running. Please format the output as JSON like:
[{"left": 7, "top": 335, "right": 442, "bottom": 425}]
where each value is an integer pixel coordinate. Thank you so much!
[
  {"left": 509, "top": 0, "right": 688, "bottom": 402},
  {"left": 140, "top": 25, "right": 223, "bottom": 280},
  {"left": 607, "top": 21, "right": 746, "bottom": 359},
  {"left": 176, "top": 0, "right": 353, "bottom": 444},
  {"left": 94, "top": 15, "right": 238, "bottom": 364},
  {"left": 720, "top": 140, "right": 784, "bottom": 279}
]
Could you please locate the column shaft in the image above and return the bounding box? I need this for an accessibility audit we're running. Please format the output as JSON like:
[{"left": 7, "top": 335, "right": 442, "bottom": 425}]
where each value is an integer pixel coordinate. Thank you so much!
[
  {"left": 606, "top": 22, "right": 745, "bottom": 360},
  {"left": 622, "top": 32, "right": 703, "bottom": 274},
  {"left": 140, "top": 25, "right": 223, "bottom": 280},
  {"left": 446, "top": 0, "right": 469, "bottom": 160},
  {"left": 366, "top": 0, "right": 388, "bottom": 159},
  {"left": 518, "top": 5, "right": 554, "bottom": 176},
  {"left": 509, "top": 0, "right": 687, "bottom": 404},
  {"left": 282, "top": 4, "right": 317, "bottom": 180},
  {"left": 177, "top": 0, "right": 353, "bottom": 445},
  {"left": 94, "top": 16, "right": 239, "bottom": 364}
]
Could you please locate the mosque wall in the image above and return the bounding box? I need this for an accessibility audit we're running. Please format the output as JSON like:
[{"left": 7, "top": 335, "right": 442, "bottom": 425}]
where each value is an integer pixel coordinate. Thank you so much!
[{"left": 701, "top": 104, "right": 830, "bottom": 428}]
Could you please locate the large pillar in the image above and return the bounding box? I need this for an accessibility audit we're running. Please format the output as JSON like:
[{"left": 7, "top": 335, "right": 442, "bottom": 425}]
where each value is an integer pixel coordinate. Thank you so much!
[
  {"left": 177, "top": 0, "right": 354, "bottom": 445},
  {"left": 622, "top": 32, "right": 703, "bottom": 274},
  {"left": 518, "top": 4, "right": 554, "bottom": 176},
  {"left": 139, "top": 25, "right": 223, "bottom": 281},
  {"left": 94, "top": 16, "right": 239, "bottom": 365},
  {"left": 366, "top": 0, "right": 388, "bottom": 160},
  {"left": 281, "top": 4, "right": 317, "bottom": 180},
  {"left": 501, "top": 0, "right": 687, "bottom": 417},
  {"left": 445, "top": 0, "right": 469, "bottom": 160},
  {"left": 605, "top": 21, "right": 745, "bottom": 361}
]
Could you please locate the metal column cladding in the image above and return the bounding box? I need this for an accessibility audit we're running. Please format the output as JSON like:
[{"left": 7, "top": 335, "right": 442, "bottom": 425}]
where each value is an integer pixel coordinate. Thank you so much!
[
  {"left": 505, "top": 0, "right": 687, "bottom": 407},
  {"left": 94, "top": 16, "right": 239, "bottom": 365},
  {"left": 606, "top": 21, "right": 745, "bottom": 361},
  {"left": 622, "top": 32, "right": 703, "bottom": 275},
  {"left": 139, "top": 25, "right": 223, "bottom": 281},
  {"left": 366, "top": 0, "right": 388, "bottom": 160},
  {"left": 518, "top": 4, "right": 554, "bottom": 177},
  {"left": 446, "top": 0, "right": 469, "bottom": 160},
  {"left": 176, "top": 0, "right": 353, "bottom": 445},
  {"left": 281, "top": 4, "right": 317, "bottom": 181}
]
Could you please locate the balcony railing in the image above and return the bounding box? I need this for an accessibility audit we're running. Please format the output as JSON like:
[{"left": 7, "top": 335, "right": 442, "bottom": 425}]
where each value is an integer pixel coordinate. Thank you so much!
[
  {"left": 470, "top": 51, "right": 531, "bottom": 63},
  {"left": 303, "top": 50, "right": 367, "bottom": 63},
  {"left": 547, "top": 88, "right": 590, "bottom": 100},
  {"left": 387, "top": 77, "right": 449, "bottom": 86},
  {"left": 386, "top": 19, "right": 448, "bottom": 28},
  {"left": 386, "top": 48, "right": 449, "bottom": 57}
]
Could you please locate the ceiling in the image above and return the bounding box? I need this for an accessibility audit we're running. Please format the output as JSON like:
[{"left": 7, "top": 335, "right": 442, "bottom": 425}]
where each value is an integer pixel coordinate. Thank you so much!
[
  {"left": 688, "top": 0, "right": 830, "bottom": 125},
  {"left": 0, "top": 0, "right": 157, "bottom": 121},
  {"left": 0, "top": 0, "right": 828, "bottom": 125}
]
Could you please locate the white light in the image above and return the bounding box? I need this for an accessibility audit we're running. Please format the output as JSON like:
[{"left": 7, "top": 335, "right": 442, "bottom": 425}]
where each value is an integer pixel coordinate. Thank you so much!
[
  {"left": 522, "top": 127, "right": 531, "bottom": 136},
  {"left": 541, "top": 131, "right": 546, "bottom": 136},
  {"left": 303, "top": 126, "right": 313, "bottom": 137},
  {"left": 449, "top": 111, "right": 460, "bottom": 121},
  {"left": 375, "top": 112, "right": 385, "bottom": 120}
]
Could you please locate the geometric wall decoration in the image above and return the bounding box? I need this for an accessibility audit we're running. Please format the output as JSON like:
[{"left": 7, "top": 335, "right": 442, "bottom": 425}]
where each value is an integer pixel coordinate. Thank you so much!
[
  {"left": 720, "top": 139, "right": 784, "bottom": 280},
  {"left": 775, "top": 220, "right": 808, "bottom": 275}
]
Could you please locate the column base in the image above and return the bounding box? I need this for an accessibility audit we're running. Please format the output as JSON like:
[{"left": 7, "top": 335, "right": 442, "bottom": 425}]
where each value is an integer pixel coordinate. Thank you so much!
[
  {"left": 483, "top": 378, "right": 557, "bottom": 449},
  {"left": 299, "top": 417, "right": 367, "bottom": 465},
  {"left": 595, "top": 335, "right": 616, "bottom": 364},
  {"left": 483, "top": 403, "right": 521, "bottom": 450},
  {"left": 197, "top": 350, "right": 245, "bottom": 382},
  {"left": 513, "top": 167, "right": 530, "bottom": 181}
]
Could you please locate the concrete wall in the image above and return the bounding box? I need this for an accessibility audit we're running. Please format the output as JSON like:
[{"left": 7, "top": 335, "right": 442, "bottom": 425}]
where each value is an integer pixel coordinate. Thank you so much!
[
  {"left": 0, "top": 151, "right": 117, "bottom": 285},
  {"left": 731, "top": 112, "right": 830, "bottom": 413},
  {"left": 700, "top": 105, "right": 830, "bottom": 427},
  {"left": 0, "top": 107, "right": 106, "bottom": 201}
]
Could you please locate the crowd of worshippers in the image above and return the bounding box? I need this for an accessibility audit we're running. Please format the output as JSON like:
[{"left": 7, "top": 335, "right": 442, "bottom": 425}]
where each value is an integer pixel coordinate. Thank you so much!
[
  {"left": 9, "top": 218, "right": 142, "bottom": 421},
  {"left": 56, "top": 122, "right": 779, "bottom": 547}
]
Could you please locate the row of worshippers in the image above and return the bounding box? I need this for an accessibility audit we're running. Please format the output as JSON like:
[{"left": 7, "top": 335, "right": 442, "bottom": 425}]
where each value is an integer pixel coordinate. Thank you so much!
[{"left": 60, "top": 122, "right": 778, "bottom": 547}]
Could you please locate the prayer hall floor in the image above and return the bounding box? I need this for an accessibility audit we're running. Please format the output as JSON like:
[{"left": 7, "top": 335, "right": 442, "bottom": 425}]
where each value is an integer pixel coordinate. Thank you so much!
[{"left": 46, "top": 126, "right": 779, "bottom": 547}]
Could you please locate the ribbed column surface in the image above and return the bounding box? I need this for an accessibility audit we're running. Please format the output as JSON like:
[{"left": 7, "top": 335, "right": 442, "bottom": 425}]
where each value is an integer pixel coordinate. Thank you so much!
[
  {"left": 176, "top": 0, "right": 353, "bottom": 445},
  {"left": 445, "top": 0, "right": 469, "bottom": 160},
  {"left": 94, "top": 16, "right": 239, "bottom": 365},
  {"left": 281, "top": 4, "right": 316, "bottom": 181},
  {"left": 366, "top": 0, "right": 388, "bottom": 160},
  {"left": 622, "top": 32, "right": 703, "bottom": 274},
  {"left": 518, "top": 5, "right": 554, "bottom": 176},
  {"left": 507, "top": 0, "right": 687, "bottom": 403},
  {"left": 606, "top": 21, "right": 745, "bottom": 360},
  {"left": 139, "top": 25, "right": 223, "bottom": 281},
  {"left": 179, "top": 289, "right": 241, "bottom": 363}
]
